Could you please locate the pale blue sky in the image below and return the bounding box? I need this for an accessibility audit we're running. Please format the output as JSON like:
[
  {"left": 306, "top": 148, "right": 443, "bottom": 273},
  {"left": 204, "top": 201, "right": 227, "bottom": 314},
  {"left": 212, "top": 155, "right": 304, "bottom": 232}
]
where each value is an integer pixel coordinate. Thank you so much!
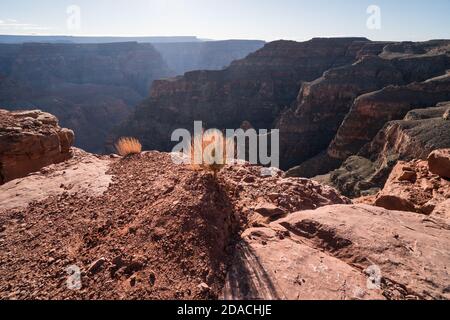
[{"left": 0, "top": 0, "right": 449, "bottom": 41}]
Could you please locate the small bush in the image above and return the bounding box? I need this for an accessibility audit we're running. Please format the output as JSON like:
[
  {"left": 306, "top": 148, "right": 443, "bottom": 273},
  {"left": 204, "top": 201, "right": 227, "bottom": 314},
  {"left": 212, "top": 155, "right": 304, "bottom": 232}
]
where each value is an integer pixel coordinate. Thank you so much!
[
  {"left": 115, "top": 137, "right": 142, "bottom": 156},
  {"left": 187, "top": 130, "right": 232, "bottom": 177}
]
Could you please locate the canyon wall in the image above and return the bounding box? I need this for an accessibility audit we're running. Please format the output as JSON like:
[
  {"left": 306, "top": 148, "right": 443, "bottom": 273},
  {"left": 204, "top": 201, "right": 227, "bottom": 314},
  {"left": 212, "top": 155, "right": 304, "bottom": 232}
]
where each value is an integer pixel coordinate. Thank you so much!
[
  {"left": 119, "top": 38, "right": 450, "bottom": 192},
  {"left": 117, "top": 37, "right": 372, "bottom": 152},
  {"left": 314, "top": 101, "right": 450, "bottom": 197},
  {"left": 280, "top": 40, "right": 450, "bottom": 171},
  {"left": 0, "top": 42, "right": 172, "bottom": 153},
  {"left": 2, "top": 37, "right": 448, "bottom": 200},
  {"left": 0, "top": 40, "right": 265, "bottom": 153}
]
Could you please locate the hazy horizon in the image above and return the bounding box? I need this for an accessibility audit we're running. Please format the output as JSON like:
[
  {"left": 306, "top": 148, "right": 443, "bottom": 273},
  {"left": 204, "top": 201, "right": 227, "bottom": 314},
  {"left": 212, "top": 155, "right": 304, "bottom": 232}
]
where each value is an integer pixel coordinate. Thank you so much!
[{"left": 0, "top": 0, "right": 449, "bottom": 42}]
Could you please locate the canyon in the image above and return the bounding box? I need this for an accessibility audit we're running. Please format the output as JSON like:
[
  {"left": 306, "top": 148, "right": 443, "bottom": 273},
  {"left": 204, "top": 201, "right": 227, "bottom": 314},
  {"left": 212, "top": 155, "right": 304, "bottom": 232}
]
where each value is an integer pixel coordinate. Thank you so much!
[
  {"left": 117, "top": 37, "right": 373, "bottom": 151},
  {"left": 1, "top": 36, "right": 450, "bottom": 300},
  {"left": 153, "top": 40, "right": 265, "bottom": 75},
  {"left": 0, "top": 40, "right": 263, "bottom": 153},
  {"left": 2, "top": 37, "right": 448, "bottom": 198},
  {"left": 0, "top": 42, "right": 171, "bottom": 153},
  {"left": 115, "top": 37, "right": 449, "bottom": 198}
]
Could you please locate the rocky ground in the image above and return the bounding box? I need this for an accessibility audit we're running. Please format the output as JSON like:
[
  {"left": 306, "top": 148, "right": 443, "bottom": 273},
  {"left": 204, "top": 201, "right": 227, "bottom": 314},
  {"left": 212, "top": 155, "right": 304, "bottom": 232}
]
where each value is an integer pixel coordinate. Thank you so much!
[
  {"left": 1, "top": 148, "right": 449, "bottom": 300},
  {"left": 0, "top": 149, "right": 349, "bottom": 300},
  {"left": 356, "top": 149, "right": 450, "bottom": 218},
  {"left": 225, "top": 204, "right": 450, "bottom": 300},
  {"left": 1, "top": 111, "right": 449, "bottom": 300}
]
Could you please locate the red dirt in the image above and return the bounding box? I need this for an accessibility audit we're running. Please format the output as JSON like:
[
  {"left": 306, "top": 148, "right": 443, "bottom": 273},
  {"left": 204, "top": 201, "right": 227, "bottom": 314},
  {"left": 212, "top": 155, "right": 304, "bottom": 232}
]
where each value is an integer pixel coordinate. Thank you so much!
[
  {"left": 0, "top": 151, "right": 349, "bottom": 300},
  {"left": 0, "top": 152, "right": 237, "bottom": 299}
]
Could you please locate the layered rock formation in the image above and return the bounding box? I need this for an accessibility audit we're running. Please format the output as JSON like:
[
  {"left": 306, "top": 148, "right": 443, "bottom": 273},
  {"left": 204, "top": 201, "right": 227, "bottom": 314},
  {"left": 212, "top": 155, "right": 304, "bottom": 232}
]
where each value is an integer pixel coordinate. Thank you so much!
[
  {"left": 0, "top": 42, "right": 172, "bottom": 153},
  {"left": 116, "top": 38, "right": 450, "bottom": 192},
  {"left": 374, "top": 158, "right": 450, "bottom": 215},
  {"left": 277, "top": 54, "right": 404, "bottom": 169},
  {"left": 3, "top": 42, "right": 170, "bottom": 96},
  {"left": 117, "top": 38, "right": 372, "bottom": 152},
  {"left": 351, "top": 149, "right": 450, "bottom": 218},
  {"left": 317, "top": 101, "right": 450, "bottom": 197},
  {"left": 283, "top": 40, "right": 450, "bottom": 172},
  {"left": 0, "top": 109, "right": 74, "bottom": 184},
  {"left": 330, "top": 73, "right": 450, "bottom": 162}
]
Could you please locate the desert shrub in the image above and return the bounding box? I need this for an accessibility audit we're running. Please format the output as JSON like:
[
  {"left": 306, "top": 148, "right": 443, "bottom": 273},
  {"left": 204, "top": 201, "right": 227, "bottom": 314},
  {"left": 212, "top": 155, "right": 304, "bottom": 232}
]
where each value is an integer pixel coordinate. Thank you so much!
[
  {"left": 115, "top": 137, "right": 142, "bottom": 156},
  {"left": 186, "top": 130, "right": 233, "bottom": 177}
]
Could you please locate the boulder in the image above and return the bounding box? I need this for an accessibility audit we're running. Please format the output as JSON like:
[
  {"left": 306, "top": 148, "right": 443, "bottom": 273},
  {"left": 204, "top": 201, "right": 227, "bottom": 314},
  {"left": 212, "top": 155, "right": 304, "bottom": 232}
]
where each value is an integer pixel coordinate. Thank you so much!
[
  {"left": 374, "top": 159, "right": 450, "bottom": 214},
  {"left": 0, "top": 109, "right": 74, "bottom": 184},
  {"left": 428, "top": 149, "right": 450, "bottom": 179}
]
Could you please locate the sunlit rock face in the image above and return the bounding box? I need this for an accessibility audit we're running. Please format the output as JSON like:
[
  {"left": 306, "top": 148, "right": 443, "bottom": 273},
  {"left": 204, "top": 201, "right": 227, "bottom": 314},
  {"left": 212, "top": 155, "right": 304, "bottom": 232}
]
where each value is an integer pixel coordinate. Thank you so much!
[{"left": 0, "top": 109, "right": 74, "bottom": 184}]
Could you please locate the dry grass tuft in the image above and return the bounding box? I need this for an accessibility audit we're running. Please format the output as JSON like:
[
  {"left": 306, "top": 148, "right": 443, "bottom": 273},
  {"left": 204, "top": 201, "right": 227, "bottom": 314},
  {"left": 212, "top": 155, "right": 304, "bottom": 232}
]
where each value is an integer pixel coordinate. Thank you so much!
[
  {"left": 187, "top": 130, "right": 232, "bottom": 177},
  {"left": 115, "top": 137, "right": 142, "bottom": 156}
]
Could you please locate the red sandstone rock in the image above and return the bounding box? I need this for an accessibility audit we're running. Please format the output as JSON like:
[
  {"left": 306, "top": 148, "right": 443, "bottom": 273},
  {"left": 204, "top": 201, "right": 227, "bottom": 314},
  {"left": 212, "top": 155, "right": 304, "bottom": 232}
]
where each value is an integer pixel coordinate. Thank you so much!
[
  {"left": 223, "top": 204, "right": 450, "bottom": 300},
  {"left": 314, "top": 102, "right": 450, "bottom": 198},
  {"left": 0, "top": 149, "right": 350, "bottom": 300},
  {"left": 329, "top": 73, "right": 450, "bottom": 165},
  {"left": 0, "top": 109, "right": 74, "bottom": 184},
  {"left": 222, "top": 225, "right": 384, "bottom": 300},
  {"left": 374, "top": 158, "right": 450, "bottom": 214},
  {"left": 428, "top": 149, "right": 450, "bottom": 179}
]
